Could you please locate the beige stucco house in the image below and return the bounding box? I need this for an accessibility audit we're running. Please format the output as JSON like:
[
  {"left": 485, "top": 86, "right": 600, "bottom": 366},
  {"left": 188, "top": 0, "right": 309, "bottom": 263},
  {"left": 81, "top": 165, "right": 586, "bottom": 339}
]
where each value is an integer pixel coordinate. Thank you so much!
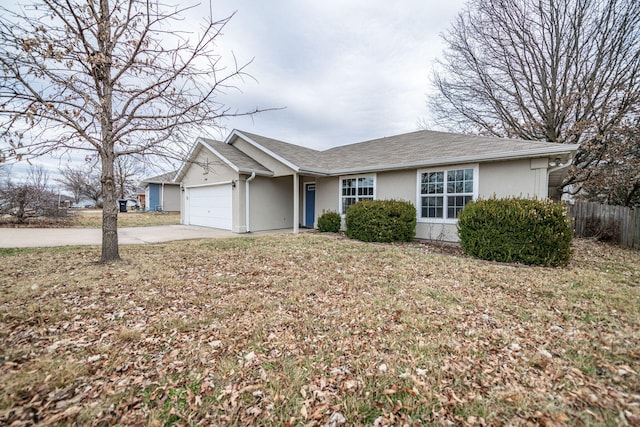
[{"left": 174, "top": 129, "right": 578, "bottom": 241}]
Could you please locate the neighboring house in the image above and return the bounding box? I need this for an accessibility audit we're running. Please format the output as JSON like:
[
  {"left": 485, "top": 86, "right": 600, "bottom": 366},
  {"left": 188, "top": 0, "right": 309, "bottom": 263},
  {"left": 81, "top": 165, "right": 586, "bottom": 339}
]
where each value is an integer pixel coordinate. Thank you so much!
[
  {"left": 175, "top": 129, "right": 578, "bottom": 241},
  {"left": 140, "top": 171, "right": 180, "bottom": 212},
  {"left": 132, "top": 187, "right": 146, "bottom": 210}
]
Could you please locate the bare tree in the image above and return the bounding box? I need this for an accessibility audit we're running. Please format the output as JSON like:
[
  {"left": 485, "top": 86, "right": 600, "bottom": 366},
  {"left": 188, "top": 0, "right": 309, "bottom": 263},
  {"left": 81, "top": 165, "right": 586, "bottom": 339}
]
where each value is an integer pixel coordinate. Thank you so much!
[
  {"left": 0, "top": 0, "right": 261, "bottom": 262},
  {"left": 82, "top": 171, "right": 104, "bottom": 208},
  {"left": 579, "top": 113, "right": 640, "bottom": 207},
  {"left": 58, "top": 166, "right": 89, "bottom": 204},
  {"left": 114, "top": 156, "right": 144, "bottom": 200},
  {"left": 428, "top": 0, "right": 640, "bottom": 194},
  {"left": 0, "top": 165, "right": 63, "bottom": 223}
]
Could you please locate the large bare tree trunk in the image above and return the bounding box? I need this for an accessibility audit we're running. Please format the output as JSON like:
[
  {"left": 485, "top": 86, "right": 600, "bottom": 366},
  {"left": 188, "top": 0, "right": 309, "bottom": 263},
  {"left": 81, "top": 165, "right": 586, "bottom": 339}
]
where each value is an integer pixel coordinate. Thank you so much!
[
  {"left": 101, "top": 152, "right": 120, "bottom": 262},
  {"left": 98, "top": 0, "right": 120, "bottom": 263}
]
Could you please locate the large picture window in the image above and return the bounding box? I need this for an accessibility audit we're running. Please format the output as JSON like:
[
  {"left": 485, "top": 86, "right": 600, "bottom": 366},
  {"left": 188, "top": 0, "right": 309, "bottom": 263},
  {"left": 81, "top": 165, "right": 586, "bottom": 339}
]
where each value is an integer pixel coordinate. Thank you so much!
[
  {"left": 418, "top": 167, "right": 476, "bottom": 220},
  {"left": 340, "top": 175, "right": 375, "bottom": 214}
]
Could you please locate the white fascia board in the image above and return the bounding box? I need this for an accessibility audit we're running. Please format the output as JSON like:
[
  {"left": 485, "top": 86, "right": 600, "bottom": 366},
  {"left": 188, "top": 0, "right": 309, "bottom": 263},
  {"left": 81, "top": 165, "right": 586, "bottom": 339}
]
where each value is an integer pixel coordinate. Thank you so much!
[
  {"left": 142, "top": 180, "right": 179, "bottom": 185},
  {"left": 238, "top": 168, "right": 274, "bottom": 177},
  {"left": 298, "top": 167, "right": 331, "bottom": 176},
  {"left": 227, "top": 129, "right": 301, "bottom": 172}
]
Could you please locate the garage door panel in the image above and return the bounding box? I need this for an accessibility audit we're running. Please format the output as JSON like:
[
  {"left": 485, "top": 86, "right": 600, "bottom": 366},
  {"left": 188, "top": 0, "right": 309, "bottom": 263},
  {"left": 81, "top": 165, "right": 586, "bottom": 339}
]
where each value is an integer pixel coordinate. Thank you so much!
[{"left": 187, "top": 185, "right": 232, "bottom": 230}]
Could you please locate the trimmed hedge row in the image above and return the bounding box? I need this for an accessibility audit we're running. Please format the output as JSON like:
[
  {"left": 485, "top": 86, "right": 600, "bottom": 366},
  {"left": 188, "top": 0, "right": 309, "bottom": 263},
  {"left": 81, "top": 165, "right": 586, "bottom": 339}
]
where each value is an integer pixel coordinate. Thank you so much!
[
  {"left": 345, "top": 199, "right": 416, "bottom": 243},
  {"left": 457, "top": 197, "right": 572, "bottom": 267}
]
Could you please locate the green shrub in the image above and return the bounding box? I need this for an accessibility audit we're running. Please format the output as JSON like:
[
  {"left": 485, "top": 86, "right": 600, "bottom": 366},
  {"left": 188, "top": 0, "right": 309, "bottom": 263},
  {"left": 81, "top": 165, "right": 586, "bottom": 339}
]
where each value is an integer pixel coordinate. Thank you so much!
[
  {"left": 345, "top": 199, "right": 416, "bottom": 243},
  {"left": 317, "top": 210, "right": 341, "bottom": 232},
  {"left": 457, "top": 197, "right": 572, "bottom": 267}
]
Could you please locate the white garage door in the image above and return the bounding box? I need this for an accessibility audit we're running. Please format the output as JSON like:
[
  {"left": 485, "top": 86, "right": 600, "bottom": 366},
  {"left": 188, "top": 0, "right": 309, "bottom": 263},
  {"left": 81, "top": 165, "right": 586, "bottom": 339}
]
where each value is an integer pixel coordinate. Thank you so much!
[{"left": 187, "top": 185, "right": 232, "bottom": 230}]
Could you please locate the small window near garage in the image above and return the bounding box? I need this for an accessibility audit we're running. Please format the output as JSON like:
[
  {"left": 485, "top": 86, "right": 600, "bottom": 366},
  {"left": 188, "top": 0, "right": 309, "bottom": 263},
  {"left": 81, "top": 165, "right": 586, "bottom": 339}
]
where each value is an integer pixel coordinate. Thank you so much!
[
  {"left": 418, "top": 166, "right": 477, "bottom": 221},
  {"left": 340, "top": 175, "right": 375, "bottom": 215}
]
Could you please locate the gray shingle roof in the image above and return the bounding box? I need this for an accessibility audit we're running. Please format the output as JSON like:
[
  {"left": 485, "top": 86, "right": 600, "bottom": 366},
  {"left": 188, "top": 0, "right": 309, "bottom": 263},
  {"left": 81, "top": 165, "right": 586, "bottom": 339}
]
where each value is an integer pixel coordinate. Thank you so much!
[
  {"left": 140, "top": 170, "right": 178, "bottom": 184},
  {"left": 234, "top": 129, "right": 578, "bottom": 175},
  {"left": 234, "top": 131, "right": 327, "bottom": 171},
  {"left": 200, "top": 138, "right": 271, "bottom": 175}
]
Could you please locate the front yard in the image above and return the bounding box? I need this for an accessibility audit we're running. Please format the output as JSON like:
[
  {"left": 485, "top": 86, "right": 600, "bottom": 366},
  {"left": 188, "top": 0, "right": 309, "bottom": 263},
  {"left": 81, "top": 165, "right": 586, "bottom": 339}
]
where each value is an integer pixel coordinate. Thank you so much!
[{"left": 1, "top": 235, "right": 638, "bottom": 425}]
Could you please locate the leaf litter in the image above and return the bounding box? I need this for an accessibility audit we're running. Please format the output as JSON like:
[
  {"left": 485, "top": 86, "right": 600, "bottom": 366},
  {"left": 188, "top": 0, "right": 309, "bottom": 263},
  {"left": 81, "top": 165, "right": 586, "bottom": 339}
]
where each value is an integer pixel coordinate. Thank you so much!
[{"left": 0, "top": 235, "right": 638, "bottom": 426}]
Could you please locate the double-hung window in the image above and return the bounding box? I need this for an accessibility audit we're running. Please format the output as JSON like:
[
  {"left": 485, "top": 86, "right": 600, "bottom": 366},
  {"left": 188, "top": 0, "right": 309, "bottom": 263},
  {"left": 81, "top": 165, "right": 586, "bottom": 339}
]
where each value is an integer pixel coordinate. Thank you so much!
[
  {"left": 340, "top": 175, "right": 375, "bottom": 214},
  {"left": 418, "top": 166, "right": 477, "bottom": 221}
]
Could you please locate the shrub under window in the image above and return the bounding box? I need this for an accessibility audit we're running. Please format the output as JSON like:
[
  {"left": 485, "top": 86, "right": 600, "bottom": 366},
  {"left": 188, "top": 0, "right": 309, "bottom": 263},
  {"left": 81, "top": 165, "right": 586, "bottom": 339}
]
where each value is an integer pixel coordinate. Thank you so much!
[
  {"left": 345, "top": 199, "right": 416, "bottom": 243},
  {"left": 457, "top": 197, "right": 572, "bottom": 267},
  {"left": 317, "top": 211, "right": 341, "bottom": 233}
]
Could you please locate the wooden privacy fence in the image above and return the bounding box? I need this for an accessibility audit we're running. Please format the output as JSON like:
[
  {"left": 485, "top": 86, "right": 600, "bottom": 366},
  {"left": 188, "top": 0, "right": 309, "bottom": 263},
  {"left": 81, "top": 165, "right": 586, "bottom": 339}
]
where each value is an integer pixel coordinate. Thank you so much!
[{"left": 566, "top": 200, "right": 640, "bottom": 249}]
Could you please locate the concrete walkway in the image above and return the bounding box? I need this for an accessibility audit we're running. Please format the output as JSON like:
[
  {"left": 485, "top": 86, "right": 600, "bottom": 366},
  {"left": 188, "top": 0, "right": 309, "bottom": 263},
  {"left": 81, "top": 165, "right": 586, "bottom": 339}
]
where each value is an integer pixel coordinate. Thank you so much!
[{"left": 0, "top": 225, "right": 288, "bottom": 248}]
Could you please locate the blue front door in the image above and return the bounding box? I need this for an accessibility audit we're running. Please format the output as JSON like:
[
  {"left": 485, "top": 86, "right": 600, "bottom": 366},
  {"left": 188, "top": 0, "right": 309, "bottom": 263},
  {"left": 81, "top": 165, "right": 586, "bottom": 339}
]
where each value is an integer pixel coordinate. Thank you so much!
[{"left": 305, "top": 183, "right": 316, "bottom": 227}]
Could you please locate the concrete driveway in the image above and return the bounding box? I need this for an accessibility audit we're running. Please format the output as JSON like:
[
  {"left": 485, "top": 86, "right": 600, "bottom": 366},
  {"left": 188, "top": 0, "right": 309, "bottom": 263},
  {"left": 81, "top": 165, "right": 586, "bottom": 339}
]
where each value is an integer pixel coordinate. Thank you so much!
[{"left": 0, "top": 225, "right": 281, "bottom": 248}]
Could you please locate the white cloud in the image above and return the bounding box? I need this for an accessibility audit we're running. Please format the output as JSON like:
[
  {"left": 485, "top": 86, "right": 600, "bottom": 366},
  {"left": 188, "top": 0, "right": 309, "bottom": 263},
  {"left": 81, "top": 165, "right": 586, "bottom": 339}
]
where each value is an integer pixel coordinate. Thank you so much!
[{"left": 205, "top": 0, "right": 467, "bottom": 148}]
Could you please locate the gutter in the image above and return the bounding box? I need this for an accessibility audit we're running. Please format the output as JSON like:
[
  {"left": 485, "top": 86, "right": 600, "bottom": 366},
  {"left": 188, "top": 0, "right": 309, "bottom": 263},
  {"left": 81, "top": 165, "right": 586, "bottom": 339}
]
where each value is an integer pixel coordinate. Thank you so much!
[
  {"left": 547, "top": 153, "right": 575, "bottom": 175},
  {"left": 546, "top": 152, "right": 576, "bottom": 194},
  {"left": 245, "top": 172, "right": 256, "bottom": 233}
]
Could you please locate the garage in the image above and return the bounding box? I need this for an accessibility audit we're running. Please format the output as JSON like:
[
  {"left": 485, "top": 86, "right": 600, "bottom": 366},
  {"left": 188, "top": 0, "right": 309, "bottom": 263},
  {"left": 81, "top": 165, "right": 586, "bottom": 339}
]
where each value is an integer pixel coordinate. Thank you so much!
[{"left": 186, "top": 184, "right": 232, "bottom": 230}]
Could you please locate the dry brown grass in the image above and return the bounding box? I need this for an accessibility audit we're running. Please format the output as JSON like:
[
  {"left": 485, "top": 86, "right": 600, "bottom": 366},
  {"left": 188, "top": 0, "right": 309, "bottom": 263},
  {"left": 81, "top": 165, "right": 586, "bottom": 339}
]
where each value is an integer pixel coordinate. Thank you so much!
[
  {"left": 0, "top": 211, "right": 180, "bottom": 228},
  {"left": 0, "top": 235, "right": 638, "bottom": 426},
  {"left": 73, "top": 210, "right": 181, "bottom": 227}
]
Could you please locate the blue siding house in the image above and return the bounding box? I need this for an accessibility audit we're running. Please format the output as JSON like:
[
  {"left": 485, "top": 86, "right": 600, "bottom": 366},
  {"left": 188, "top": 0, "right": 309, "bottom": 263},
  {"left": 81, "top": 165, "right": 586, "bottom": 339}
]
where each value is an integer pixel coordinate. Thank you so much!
[{"left": 140, "top": 171, "right": 181, "bottom": 212}]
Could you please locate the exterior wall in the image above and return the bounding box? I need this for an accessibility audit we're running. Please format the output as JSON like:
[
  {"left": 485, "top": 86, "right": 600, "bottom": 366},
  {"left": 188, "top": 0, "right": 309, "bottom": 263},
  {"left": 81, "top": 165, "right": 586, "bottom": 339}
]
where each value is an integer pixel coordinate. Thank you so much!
[
  {"left": 478, "top": 158, "right": 549, "bottom": 199},
  {"left": 180, "top": 145, "right": 240, "bottom": 227},
  {"left": 312, "top": 159, "right": 551, "bottom": 242},
  {"left": 181, "top": 146, "right": 238, "bottom": 187},
  {"left": 415, "top": 222, "right": 459, "bottom": 242},
  {"left": 233, "top": 174, "right": 248, "bottom": 233},
  {"left": 231, "top": 138, "right": 295, "bottom": 177},
  {"left": 147, "top": 183, "right": 179, "bottom": 211},
  {"left": 375, "top": 169, "right": 463, "bottom": 241},
  {"left": 248, "top": 176, "right": 294, "bottom": 231},
  {"left": 160, "top": 185, "right": 181, "bottom": 212},
  {"left": 377, "top": 169, "right": 416, "bottom": 202},
  {"left": 314, "top": 176, "right": 340, "bottom": 217}
]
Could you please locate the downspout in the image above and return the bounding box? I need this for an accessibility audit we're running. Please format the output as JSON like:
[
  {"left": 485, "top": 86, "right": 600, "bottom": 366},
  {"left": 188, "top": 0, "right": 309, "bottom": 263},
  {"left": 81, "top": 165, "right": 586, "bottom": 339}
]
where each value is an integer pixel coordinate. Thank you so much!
[
  {"left": 245, "top": 172, "right": 256, "bottom": 233},
  {"left": 160, "top": 182, "right": 165, "bottom": 211},
  {"left": 547, "top": 153, "right": 575, "bottom": 199},
  {"left": 293, "top": 173, "right": 299, "bottom": 234},
  {"left": 547, "top": 157, "right": 573, "bottom": 175}
]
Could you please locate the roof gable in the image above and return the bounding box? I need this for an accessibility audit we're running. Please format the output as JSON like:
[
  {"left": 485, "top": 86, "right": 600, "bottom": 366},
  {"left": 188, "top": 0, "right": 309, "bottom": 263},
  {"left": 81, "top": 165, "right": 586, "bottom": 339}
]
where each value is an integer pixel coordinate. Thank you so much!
[
  {"left": 174, "top": 137, "right": 272, "bottom": 182},
  {"left": 199, "top": 138, "right": 272, "bottom": 175}
]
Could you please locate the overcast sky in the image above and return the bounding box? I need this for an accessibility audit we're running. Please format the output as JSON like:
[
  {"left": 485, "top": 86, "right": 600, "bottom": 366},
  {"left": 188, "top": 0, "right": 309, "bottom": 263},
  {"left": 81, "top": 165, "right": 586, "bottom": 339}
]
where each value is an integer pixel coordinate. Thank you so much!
[
  {"left": 5, "top": 0, "right": 468, "bottom": 182},
  {"left": 200, "top": 0, "right": 467, "bottom": 150}
]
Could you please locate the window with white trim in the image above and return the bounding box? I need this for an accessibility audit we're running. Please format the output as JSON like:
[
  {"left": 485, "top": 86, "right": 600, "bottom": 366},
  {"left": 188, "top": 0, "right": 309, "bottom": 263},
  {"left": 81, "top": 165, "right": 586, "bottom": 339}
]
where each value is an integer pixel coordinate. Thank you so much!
[
  {"left": 419, "top": 167, "right": 476, "bottom": 220},
  {"left": 340, "top": 175, "right": 374, "bottom": 214}
]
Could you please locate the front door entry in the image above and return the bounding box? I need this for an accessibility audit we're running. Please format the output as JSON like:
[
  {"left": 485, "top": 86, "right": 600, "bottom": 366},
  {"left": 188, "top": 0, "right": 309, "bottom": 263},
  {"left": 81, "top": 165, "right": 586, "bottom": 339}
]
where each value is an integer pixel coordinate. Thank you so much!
[{"left": 304, "top": 183, "right": 316, "bottom": 227}]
